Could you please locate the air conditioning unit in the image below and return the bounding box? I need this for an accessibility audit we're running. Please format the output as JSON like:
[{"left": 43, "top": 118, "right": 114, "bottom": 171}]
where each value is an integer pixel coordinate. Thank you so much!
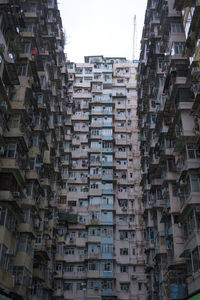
[
  {"left": 94, "top": 287, "right": 99, "bottom": 291},
  {"left": 131, "top": 275, "right": 137, "bottom": 280},
  {"left": 69, "top": 238, "right": 75, "bottom": 243},
  {"left": 6, "top": 249, "right": 14, "bottom": 256}
]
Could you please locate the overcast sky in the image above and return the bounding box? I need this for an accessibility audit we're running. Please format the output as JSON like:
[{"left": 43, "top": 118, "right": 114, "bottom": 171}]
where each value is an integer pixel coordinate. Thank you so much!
[{"left": 58, "top": 0, "right": 147, "bottom": 63}]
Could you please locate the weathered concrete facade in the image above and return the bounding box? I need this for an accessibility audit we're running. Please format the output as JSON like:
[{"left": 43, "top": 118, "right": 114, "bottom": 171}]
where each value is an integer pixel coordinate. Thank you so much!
[
  {"left": 138, "top": 0, "right": 200, "bottom": 299},
  {"left": 54, "top": 56, "right": 147, "bottom": 300},
  {"left": 0, "top": 0, "right": 67, "bottom": 299}
]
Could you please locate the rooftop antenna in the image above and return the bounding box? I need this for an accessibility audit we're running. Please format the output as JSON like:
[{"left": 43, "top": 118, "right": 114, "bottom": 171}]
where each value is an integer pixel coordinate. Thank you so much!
[{"left": 132, "top": 14, "right": 137, "bottom": 61}]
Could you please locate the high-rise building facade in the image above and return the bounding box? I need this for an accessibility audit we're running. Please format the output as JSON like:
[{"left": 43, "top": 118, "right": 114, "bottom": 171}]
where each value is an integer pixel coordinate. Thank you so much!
[
  {"left": 138, "top": 0, "right": 200, "bottom": 299},
  {"left": 0, "top": 0, "right": 67, "bottom": 299},
  {"left": 53, "top": 56, "right": 147, "bottom": 300}
]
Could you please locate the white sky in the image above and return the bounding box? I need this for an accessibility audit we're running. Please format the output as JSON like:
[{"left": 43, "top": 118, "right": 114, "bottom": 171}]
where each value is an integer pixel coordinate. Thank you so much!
[{"left": 58, "top": 0, "right": 147, "bottom": 63}]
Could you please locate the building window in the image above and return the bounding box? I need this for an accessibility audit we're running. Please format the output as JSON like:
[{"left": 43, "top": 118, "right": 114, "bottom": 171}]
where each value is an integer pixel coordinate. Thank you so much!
[
  {"left": 138, "top": 282, "right": 142, "bottom": 291},
  {"left": 0, "top": 244, "right": 8, "bottom": 269},
  {"left": 101, "top": 280, "right": 113, "bottom": 289},
  {"left": 119, "top": 215, "right": 127, "bottom": 222},
  {"left": 21, "top": 42, "right": 31, "bottom": 53},
  {"left": 14, "top": 266, "right": 31, "bottom": 287},
  {"left": 54, "top": 279, "right": 62, "bottom": 290},
  {"left": 120, "top": 248, "right": 128, "bottom": 255},
  {"left": 76, "top": 282, "right": 83, "bottom": 290},
  {"left": 64, "top": 282, "right": 73, "bottom": 291},
  {"left": 171, "top": 23, "right": 183, "bottom": 33},
  {"left": 88, "top": 262, "right": 98, "bottom": 271},
  {"left": 56, "top": 243, "right": 65, "bottom": 254},
  {"left": 0, "top": 208, "right": 15, "bottom": 231},
  {"left": 172, "top": 42, "right": 185, "bottom": 55},
  {"left": 77, "top": 265, "right": 84, "bottom": 272},
  {"left": 17, "top": 64, "right": 29, "bottom": 76},
  {"left": 24, "top": 23, "right": 34, "bottom": 32},
  {"left": 103, "top": 261, "right": 112, "bottom": 272},
  {"left": 88, "top": 280, "right": 100, "bottom": 289},
  {"left": 65, "top": 265, "right": 74, "bottom": 272},
  {"left": 101, "top": 244, "right": 113, "bottom": 254},
  {"left": 6, "top": 144, "right": 17, "bottom": 158},
  {"left": 120, "top": 265, "right": 128, "bottom": 272},
  {"left": 78, "top": 248, "right": 87, "bottom": 255},
  {"left": 192, "top": 247, "right": 200, "bottom": 272},
  {"left": 119, "top": 231, "right": 128, "bottom": 239},
  {"left": 120, "top": 283, "right": 129, "bottom": 292},
  {"left": 65, "top": 248, "right": 74, "bottom": 255},
  {"left": 55, "top": 263, "right": 62, "bottom": 272},
  {"left": 17, "top": 235, "right": 32, "bottom": 256},
  {"left": 190, "top": 174, "right": 200, "bottom": 192}
]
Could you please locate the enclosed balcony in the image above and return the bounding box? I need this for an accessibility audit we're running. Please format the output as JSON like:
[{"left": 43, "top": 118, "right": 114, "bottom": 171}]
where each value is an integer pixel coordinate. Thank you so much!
[
  {"left": 0, "top": 144, "right": 26, "bottom": 185},
  {"left": 179, "top": 173, "right": 200, "bottom": 212}
]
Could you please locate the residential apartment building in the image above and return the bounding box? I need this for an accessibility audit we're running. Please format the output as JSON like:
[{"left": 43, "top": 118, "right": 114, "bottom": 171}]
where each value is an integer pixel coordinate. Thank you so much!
[
  {"left": 0, "top": 0, "right": 67, "bottom": 299},
  {"left": 53, "top": 56, "right": 147, "bottom": 300},
  {"left": 138, "top": 0, "right": 200, "bottom": 299}
]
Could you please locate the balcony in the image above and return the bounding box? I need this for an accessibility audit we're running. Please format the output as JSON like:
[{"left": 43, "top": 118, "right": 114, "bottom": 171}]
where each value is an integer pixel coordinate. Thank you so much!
[
  {"left": 33, "top": 268, "right": 45, "bottom": 281},
  {"left": 4, "top": 128, "right": 29, "bottom": 150},
  {"left": 0, "top": 190, "right": 21, "bottom": 209},
  {"left": 101, "top": 252, "right": 113, "bottom": 260},
  {"left": 102, "top": 122, "right": 113, "bottom": 127},
  {"left": 89, "top": 219, "right": 101, "bottom": 225},
  {"left": 101, "top": 289, "right": 114, "bottom": 296},
  {"left": 102, "top": 161, "right": 113, "bottom": 167},
  {"left": 88, "top": 252, "right": 100, "bottom": 259},
  {"left": 102, "top": 135, "right": 113, "bottom": 141},
  {"left": 71, "top": 151, "right": 88, "bottom": 158},
  {"left": 162, "top": 170, "right": 177, "bottom": 182},
  {"left": 101, "top": 271, "right": 114, "bottom": 278},
  {"left": 102, "top": 174, "right": 113, "bottom": 181},
  {"left": 40, "top": 177, "right": 51, "bottom": 187},
  {"left": 91, "top": 109, "right": 103, "bottom": 115},
  {"left": 154, "top": 199, "right": 165, "bottom": 208},
  {"left": 117, "top": 192, "right": 128, "bottom": 199},
  {"left": 102, "top": 98, "right": 112, "bottom": 104},
  {"left": 90, "top": 147, "right": 101, "bottom": 153},
  {"left": 87, "top": 271, "right": 100, "bottom": 278},
  {"left": 19, "top": 223, "right": 36, "bottom": 238},
  {"left": 101, "top": 203, "right": 113, "bottom": 210},
  {"left": 102, "top": 147, "right": 113, "bottom": 153},
  {"left": 102, "top": 189, "right": 114, "bottom": 195},
  {"left": 0, "top": 157, "right": 25, "bottom": 184},
  {"left": 102, "top": 110, "right": 113, "bottom": 116},
  {"left": 73, "top": 92, "right": 92, "bottom": 98},
  {"left": 115, "top": 164, "right": 127, "bottom": 170},
  {"left": 89, "top": 188, "right": 102, "bottom": 196},
  {"left": 90, "top": 174, "right": 101, "bottom": 180},
  {"left": 181, "top": 192, "right": 200, "bottom": 213},
  {"left": 71, "top": 114, "right": 89, "bottom": 121},
  {"left": 101, "top": 219, "right": 113, "bottom": 226},
  {"left": 115, "top": 152, "right": 127, "bottom": 159},
  {"left": 26, "top": 169, "right": 39, "bottom": 181},
  {"left": 115, "top": 138, "right": 127, "bottom": 145}
]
